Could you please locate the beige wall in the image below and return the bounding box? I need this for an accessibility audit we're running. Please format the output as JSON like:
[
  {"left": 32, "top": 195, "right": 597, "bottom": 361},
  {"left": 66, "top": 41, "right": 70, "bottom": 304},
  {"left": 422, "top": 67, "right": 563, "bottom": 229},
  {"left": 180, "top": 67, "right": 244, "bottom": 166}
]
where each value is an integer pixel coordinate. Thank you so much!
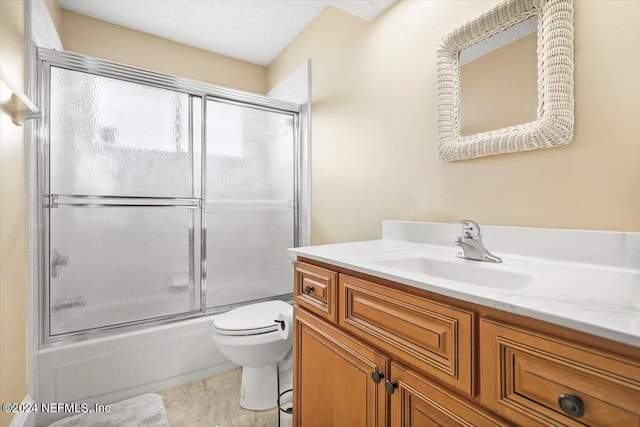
[
  {"left": 61, "top": 10, "right": 267, "bottom": 94},
  {"left": 266, "top": 1, "right": 640, "bottom": 244},
  {"left": 0, "top": 0, "right": 27, "bottom": 426}
]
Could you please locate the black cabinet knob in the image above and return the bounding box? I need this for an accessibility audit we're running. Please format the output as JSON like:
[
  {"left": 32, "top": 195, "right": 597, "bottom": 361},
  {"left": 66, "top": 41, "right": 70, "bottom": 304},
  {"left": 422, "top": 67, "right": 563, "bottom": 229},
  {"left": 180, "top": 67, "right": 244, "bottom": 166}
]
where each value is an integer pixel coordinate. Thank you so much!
[
  {"left": 371, "top": 369, "right": 384, "bottom": 384},
  {"left": 558, "top": 394, "right": 584, "bottom": 418},
  {"left": 384, "top": 380, "right": 398, "bottom": 395},
  {"left": 303, "top": 285, "right": 314, "bottom": 295}
]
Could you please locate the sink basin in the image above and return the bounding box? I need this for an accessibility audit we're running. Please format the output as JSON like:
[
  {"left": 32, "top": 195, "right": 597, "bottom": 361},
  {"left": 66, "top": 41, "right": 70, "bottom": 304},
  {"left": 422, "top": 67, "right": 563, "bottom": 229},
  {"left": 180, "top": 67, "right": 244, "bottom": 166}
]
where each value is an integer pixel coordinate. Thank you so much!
[{"left": 374, "top": 256, "right": 532, "bottom": 289}]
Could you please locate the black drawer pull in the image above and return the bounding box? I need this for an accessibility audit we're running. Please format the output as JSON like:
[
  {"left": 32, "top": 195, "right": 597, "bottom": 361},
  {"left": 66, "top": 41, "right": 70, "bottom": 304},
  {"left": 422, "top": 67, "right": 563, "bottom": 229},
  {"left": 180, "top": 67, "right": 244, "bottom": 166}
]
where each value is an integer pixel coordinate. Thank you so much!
[
  {"left": 371, "top": 369, "right": 384, "bottom": 384},
  {"left": 303, "top": 285, "right": 314, "bottom": 295},
  {"left": 384, "top": 380, "right": 397, "bottom": 395},
  {"left": 558, "top": 394, "right": 584, "bottom": 418}
]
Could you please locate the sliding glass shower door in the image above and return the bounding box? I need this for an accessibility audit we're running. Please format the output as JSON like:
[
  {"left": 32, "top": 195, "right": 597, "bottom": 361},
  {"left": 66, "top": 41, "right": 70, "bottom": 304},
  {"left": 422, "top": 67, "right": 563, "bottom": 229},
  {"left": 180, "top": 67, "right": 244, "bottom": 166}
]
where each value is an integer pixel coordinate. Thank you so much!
[
  {"left": 47, "top": 67, "right": 202, "bottom": 336},
  {"left": 205, "top": 101, "right": 296, "bottom": 308},
  {"left": 40, "top": 49, "right": 301, "bottom": 342}
]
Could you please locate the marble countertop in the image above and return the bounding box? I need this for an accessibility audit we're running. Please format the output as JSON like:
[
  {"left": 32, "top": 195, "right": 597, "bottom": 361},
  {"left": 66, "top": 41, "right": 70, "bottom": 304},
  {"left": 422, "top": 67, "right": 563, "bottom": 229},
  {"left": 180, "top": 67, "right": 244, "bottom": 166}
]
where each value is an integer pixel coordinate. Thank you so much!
[{"left": 289, "top": 237, "right": 640, "bottom": 348}]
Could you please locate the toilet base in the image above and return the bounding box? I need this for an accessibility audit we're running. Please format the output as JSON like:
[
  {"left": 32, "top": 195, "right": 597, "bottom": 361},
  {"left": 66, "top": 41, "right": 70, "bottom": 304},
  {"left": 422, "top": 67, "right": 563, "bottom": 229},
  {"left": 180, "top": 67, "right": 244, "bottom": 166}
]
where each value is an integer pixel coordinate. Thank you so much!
[{"left": 240, "top": 364, "right": 278, "bottom": 410}]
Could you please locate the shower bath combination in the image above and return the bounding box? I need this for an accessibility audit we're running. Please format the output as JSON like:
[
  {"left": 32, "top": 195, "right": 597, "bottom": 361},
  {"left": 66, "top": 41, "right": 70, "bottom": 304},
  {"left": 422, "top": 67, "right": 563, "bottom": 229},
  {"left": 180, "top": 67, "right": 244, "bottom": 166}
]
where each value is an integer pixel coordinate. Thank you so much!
[
  {"left": 38, "top": 48, "right": 304, "bottom": 342},
  {"left": 34, "top": 48, "right": 309, "bottom": 423}
]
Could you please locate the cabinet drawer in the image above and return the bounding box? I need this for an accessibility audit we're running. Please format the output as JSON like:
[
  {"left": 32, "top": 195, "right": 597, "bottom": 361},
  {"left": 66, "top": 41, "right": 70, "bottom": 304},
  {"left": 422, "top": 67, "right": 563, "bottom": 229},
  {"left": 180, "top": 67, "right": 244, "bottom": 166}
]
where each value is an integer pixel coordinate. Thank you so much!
[
  {"left": 481, "top": 319, "right": 640, "bottom": 426},
  {"left": 390, "top": 362, "right": 510, "bottom": 427},
  {"left": 294, "top": 262, "right": 338, "bottom": 323},
  {"left": 338, "top": 274, "right": 475, "bottom": 396}
]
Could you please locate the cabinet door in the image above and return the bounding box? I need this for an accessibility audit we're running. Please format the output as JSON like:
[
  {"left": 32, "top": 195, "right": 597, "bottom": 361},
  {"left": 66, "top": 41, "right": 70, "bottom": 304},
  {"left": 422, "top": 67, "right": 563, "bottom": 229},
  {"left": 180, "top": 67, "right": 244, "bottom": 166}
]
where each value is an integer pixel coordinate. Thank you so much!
[
  {"left": 389, "top": 362, "right": 510, "bottom": 427},
  {"left": 294, "top": 308, "right": 389, "bottom": 427}
]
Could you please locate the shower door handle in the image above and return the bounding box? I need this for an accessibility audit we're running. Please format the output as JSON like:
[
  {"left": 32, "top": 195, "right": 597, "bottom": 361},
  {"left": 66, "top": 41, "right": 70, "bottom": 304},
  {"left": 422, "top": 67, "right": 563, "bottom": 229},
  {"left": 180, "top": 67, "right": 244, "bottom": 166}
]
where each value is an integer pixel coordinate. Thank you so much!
[{"left": 51, "top": 249, "right": 70, "bottom": 278}]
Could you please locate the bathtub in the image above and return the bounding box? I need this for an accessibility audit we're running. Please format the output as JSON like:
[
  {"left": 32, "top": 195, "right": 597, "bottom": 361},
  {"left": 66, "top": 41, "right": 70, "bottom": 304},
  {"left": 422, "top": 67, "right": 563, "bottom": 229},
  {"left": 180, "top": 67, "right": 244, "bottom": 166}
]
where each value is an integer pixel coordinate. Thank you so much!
[{"left": 37, "top": 313, "right": 234, "bottom": 426}]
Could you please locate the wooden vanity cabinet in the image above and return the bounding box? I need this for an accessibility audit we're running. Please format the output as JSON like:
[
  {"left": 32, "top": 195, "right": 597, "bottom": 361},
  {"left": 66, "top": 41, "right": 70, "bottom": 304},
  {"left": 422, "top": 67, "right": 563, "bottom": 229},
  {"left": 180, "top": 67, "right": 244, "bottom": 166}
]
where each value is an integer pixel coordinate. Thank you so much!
[
  {"left": 293, "top": 308, "right": 389, "bottom": 427},
  {"left": 293, "top": 259, "right": 640, "bottom": 427}
]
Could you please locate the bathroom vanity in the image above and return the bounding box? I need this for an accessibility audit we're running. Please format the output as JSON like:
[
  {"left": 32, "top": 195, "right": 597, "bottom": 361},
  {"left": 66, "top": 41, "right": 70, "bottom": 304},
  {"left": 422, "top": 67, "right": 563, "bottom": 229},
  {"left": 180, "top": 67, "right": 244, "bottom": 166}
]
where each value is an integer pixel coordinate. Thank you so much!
[{"left": 289, "top": 221, "right": 640, "bottom": 426}]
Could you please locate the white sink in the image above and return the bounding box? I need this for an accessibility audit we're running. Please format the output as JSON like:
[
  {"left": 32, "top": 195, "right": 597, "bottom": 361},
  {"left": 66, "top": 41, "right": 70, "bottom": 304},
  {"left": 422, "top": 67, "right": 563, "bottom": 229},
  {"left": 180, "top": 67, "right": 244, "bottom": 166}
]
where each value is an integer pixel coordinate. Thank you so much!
[{"left": 374, "top": 256, "right": 532, "bottom": 290}]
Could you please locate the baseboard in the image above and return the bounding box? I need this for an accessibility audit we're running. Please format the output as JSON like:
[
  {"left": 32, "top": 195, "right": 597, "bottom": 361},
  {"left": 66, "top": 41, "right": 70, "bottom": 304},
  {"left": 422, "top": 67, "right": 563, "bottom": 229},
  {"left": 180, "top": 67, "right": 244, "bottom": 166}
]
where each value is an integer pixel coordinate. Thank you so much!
[{"left": 8, "top": 395, "right": 36, "bottom": 427}]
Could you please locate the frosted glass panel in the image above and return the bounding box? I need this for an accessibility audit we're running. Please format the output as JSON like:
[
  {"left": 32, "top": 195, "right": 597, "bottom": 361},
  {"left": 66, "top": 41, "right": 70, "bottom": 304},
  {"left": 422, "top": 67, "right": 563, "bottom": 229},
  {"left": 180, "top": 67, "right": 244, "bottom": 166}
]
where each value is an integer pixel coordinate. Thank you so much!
[
  {"left": 206, "top": 101, "right": 295, "bottom": 307},
  {"left": 206, "top": 101, "right": 294, "bottom": 200},
  {"left": 50, "top": 67, "right": 192, "bottom": 197},
  {"left": 49, "top": 207, "right": 200, "bottom": 335},
  {"left": 206, "top": 208, "right": 294, "bottom": 307}
]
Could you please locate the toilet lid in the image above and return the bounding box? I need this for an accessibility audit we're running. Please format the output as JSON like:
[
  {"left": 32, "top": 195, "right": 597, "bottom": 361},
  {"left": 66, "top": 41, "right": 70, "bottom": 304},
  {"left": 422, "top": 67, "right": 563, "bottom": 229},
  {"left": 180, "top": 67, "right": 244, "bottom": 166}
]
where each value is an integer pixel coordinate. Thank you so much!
[{"left": 213, "top": 300, "right": 291, "bottom": 335}]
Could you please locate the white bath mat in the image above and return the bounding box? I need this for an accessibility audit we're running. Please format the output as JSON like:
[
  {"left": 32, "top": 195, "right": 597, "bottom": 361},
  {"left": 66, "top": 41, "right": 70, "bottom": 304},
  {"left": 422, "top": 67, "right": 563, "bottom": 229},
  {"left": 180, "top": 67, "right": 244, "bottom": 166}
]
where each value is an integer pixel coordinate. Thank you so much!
[{"left": 48, "top": 393, "right": 168, "bottom": 427}]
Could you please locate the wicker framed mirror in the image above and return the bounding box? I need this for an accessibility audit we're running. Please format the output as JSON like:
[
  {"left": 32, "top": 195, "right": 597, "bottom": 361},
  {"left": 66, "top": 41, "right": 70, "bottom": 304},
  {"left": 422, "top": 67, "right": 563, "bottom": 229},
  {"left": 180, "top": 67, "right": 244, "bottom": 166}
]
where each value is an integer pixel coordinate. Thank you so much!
[{"left": 436, "top": 0, "right": 574, "bottom": 161}]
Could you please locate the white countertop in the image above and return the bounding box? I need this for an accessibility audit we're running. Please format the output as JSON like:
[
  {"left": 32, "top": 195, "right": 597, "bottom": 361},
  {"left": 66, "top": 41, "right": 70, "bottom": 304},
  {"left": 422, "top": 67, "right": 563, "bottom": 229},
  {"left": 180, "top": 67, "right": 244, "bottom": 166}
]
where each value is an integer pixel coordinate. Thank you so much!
[{"left": 288, "top": 222, "right": 640, "bottom": 348}]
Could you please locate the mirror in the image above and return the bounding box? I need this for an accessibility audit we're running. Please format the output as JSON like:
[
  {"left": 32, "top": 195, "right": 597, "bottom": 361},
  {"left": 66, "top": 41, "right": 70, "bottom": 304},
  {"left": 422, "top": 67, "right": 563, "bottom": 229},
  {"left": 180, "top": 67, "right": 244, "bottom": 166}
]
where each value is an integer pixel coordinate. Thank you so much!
[
  {"left": 459, "top": 16, "right": 537, "bottom": 136},
  {"left": 436, "top": 0, "right": 574, "bottom": 161}
]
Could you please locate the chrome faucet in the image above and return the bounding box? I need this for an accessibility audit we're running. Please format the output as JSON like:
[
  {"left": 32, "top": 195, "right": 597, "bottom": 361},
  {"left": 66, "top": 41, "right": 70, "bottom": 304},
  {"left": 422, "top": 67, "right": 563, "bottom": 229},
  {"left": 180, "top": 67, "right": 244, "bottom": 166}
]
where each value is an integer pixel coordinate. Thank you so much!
[{"left": 455, "top": 220, "right": 502, "bottom": 263}]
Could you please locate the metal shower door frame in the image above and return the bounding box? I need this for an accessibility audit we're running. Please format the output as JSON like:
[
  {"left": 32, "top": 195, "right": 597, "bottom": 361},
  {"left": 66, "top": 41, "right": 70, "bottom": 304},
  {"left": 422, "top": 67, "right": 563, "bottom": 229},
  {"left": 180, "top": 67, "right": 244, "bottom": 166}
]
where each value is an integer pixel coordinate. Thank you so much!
[{"left": 37, "top": 48, "right": 302, "bottom": 347}]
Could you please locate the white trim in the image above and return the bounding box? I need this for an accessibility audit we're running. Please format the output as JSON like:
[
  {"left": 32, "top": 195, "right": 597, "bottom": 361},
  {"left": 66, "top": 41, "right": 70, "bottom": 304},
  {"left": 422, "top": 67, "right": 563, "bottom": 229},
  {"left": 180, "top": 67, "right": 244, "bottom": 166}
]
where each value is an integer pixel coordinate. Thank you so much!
[
  {"left": 304, "top": 58, "right": 312, "bottom": 247},
  {"left": 31, "top": 0, "right": 63, "bottom": 50},
  {"left": 25, "top": 0, "right": 62, "bottom": 409},
  {"left": 436, "top": 0, "right": 574, "bottom": 161},
  {"left": 8, "top": 396, "right": 36, "bottom": 427},
  {"left": 265, "top": 59, "right": 312, "bottom": 247}
]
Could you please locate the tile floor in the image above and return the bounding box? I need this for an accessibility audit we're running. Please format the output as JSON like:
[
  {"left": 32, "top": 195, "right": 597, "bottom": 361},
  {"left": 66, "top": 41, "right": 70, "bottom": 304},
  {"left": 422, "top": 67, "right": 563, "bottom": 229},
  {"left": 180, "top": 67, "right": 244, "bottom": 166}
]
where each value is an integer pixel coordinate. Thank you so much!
[{"left": 161, "top": 368, "right": 279, "bottom": 427}]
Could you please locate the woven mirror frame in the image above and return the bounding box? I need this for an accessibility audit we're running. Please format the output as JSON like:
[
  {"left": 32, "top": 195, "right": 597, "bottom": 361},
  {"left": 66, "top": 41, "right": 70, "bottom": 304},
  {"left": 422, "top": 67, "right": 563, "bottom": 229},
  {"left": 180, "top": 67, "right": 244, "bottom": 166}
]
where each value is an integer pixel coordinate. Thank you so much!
[{"left": 436, "top": 0, "right": 574, "bottom": 162}]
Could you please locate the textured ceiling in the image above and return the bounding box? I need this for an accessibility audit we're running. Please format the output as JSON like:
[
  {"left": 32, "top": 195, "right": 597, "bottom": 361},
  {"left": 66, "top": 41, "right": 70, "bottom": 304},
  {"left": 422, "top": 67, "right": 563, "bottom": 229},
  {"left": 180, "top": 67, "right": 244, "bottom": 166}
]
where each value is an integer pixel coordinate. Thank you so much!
[{"left": 58, "top": 0, "right": 397, "bottom": 66}]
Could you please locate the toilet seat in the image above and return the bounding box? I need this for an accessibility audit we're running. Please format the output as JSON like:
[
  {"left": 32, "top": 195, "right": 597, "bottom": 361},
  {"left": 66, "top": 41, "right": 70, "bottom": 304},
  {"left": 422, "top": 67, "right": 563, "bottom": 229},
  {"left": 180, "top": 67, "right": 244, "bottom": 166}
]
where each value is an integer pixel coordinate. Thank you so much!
[
  {"left": 213, "top": 300, "right": 291, "bottom": 336},
  {"left": 211, "top": 299, "right": 293, "bottom": 410}
]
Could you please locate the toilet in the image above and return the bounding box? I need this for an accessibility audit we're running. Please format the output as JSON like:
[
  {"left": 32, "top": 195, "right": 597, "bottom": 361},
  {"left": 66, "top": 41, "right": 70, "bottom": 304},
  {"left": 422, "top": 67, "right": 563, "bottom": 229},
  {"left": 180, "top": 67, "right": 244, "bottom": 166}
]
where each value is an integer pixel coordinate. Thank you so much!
[{"left": 212, "top": 300, "right": 293, "bottom": 410}]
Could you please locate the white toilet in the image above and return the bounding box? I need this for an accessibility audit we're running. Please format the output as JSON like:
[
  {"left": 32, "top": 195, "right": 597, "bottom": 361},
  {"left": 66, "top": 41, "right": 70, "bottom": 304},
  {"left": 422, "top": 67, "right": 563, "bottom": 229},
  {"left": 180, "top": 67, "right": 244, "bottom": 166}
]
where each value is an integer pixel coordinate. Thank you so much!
[{"left": 212, "top": 300, "right": 293, "bottom": 410}]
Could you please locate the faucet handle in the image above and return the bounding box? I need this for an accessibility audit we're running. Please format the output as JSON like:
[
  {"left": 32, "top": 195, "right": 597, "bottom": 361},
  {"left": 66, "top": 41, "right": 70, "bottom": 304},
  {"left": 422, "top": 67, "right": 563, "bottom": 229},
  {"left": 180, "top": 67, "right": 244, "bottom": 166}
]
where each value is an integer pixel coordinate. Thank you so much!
[{"left": 456, "top": 220, "right": 481, "bottom": 238}]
